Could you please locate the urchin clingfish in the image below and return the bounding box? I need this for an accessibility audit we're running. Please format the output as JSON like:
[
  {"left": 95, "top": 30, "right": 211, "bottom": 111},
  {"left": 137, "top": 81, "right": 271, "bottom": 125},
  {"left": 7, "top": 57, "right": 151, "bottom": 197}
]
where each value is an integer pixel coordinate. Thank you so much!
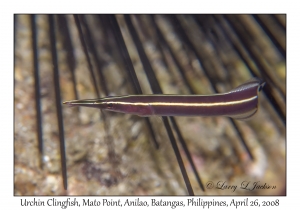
[{"left": 63, "top": 78, "right": 265, "bottom": 120}]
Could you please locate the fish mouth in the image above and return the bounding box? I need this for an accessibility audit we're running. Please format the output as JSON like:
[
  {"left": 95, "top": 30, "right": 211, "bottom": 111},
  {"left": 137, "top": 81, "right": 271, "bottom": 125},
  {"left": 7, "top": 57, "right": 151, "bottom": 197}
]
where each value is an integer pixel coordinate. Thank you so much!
[
  {"left": 63, "top": 99, "right": 106, "bottom": 109},
  {"left": 62, "top": 100, "right": 80, "bottom": 107}
]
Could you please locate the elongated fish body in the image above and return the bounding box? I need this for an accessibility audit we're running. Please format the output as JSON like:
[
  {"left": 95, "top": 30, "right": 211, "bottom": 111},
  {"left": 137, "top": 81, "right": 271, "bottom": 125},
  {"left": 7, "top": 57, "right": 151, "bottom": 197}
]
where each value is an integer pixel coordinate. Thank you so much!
[{"left": 64, "top": 78, "right": 265, "bottom": 120}]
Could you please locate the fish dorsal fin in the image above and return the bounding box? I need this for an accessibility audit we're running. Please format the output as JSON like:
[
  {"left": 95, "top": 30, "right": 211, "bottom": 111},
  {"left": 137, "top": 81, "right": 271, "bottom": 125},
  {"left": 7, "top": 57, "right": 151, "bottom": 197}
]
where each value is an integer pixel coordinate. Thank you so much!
[{"left": 229, "top": 78, "right": 265, "bottom": 94}]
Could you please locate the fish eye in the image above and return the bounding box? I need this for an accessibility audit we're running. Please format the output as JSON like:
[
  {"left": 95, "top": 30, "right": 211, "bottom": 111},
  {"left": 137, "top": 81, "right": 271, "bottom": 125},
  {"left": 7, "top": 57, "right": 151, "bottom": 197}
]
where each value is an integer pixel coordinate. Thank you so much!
[
  {"left": 107, "top": 103, "right": 113, "bottom": 109},
  {"left": 258, "top": 82, "right": 266, "bottom": 92}
]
